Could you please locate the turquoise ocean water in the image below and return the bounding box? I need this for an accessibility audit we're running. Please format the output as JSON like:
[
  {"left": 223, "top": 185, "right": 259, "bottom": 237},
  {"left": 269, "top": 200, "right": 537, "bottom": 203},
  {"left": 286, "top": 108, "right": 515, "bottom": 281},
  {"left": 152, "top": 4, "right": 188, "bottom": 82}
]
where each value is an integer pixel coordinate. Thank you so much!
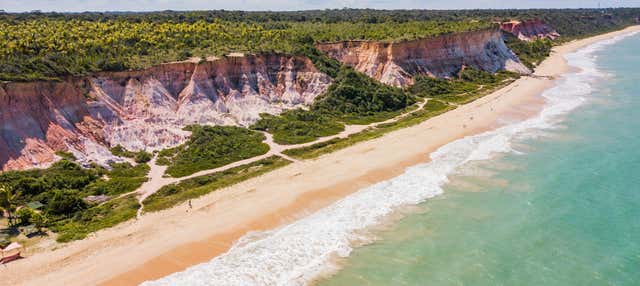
[
  {"left": 317, "top": 34, "right": 640, "bottom": 286},
  {"left": 143, "top": 32, "right": 640, "bottom": 286}
]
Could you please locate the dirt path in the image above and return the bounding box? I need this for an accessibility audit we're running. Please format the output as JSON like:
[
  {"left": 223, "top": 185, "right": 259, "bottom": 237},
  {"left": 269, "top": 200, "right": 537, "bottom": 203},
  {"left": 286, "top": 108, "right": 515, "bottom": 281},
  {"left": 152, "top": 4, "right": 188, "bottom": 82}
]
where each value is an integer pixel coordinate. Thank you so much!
[{"left": 131, "top": 98, "right": 430, "bottom": 216}]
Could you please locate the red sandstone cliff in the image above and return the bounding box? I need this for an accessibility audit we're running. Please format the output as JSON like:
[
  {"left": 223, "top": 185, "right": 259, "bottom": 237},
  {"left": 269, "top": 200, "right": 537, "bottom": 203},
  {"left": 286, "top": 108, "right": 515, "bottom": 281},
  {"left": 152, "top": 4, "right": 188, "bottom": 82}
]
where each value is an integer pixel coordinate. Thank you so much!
[
  {"left": 316, "top": 29, "right": 531, "bottom": 87},
  {"left": 0, "top": 54, "right": 331, "bottom": 170},
  {"left": 500, "top": 19, "right": 560, "bottom": 41},
  {"left": 0, "top": 79, "right": 110, "bottom": 170},
  {"left": 0, "top": 29, "right": 537, "bottom": 171}
]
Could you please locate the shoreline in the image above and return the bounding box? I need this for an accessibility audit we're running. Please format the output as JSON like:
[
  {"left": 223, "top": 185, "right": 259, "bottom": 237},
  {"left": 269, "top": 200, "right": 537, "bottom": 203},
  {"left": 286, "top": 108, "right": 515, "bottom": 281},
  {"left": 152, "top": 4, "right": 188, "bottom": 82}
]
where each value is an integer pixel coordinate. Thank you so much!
[{"left": 2, "top": 25, "right": 639, "bottom": 286}]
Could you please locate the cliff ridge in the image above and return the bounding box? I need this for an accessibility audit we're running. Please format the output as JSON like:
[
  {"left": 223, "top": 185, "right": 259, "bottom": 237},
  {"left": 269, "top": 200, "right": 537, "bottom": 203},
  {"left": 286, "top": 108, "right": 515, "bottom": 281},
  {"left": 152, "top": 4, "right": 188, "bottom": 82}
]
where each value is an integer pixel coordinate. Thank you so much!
[
  {"left": 500, "top": 19, "right": 561, "bottom": 41},
  {"left": 316, "top": 29, "right": 531, "bottom": 87},
  {"left": 0, "top": 54, "right": 331, "bottom": 170}
]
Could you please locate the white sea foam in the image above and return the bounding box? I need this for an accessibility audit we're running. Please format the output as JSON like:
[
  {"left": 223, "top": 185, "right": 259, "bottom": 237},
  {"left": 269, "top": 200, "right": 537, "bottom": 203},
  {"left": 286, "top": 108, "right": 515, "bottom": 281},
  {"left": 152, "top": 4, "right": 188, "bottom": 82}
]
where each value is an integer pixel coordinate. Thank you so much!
[{"left": 141, "top": 31, "right": 639, "bottom": 286}]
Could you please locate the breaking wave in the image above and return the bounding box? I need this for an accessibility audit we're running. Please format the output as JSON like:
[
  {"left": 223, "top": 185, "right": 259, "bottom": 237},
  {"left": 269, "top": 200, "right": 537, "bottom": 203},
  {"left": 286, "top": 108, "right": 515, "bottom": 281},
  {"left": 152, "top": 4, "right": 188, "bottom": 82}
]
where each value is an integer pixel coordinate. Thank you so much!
[{"left": 142, "top": 31, "right": 638, "bottom": 286}]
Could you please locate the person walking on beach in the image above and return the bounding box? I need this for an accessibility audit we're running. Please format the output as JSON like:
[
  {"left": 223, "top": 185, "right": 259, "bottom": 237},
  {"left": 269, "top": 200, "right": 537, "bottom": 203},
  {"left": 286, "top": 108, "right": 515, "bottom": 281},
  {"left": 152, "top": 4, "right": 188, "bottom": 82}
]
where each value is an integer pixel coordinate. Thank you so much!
[{"left": 188, "top": 200, "right": 192, "bottom": 209}]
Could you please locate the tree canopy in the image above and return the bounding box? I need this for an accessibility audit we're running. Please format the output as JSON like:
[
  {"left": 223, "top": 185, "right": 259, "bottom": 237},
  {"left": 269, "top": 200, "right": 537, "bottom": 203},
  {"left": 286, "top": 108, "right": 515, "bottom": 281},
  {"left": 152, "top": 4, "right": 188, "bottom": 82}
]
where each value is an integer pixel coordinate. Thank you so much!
[{"left": 2, "top": 8, "right": 638, "bottom": 81}]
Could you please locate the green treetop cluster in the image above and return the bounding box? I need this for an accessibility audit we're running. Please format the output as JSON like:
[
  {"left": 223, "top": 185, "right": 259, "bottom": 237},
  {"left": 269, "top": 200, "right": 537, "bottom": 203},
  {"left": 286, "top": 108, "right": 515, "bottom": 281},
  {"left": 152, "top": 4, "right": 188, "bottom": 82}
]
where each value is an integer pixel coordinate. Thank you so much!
[
  {"left": 2, "top": 8, "right": 638, "bottom": 81},
  {"left": 0, "top": 17, "right": 492, "bottom": 81},
  {"left": 0, "top": 159, "right": 149, "bottom": 242}
]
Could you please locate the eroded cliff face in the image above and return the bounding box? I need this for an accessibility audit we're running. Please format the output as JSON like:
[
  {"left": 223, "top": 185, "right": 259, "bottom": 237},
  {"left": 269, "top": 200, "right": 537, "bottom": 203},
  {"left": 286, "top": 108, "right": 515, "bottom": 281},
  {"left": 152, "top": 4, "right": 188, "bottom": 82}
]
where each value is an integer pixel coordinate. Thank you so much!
[
  {"left": 316, "top": 29, "right": 531, "bottom": 87},
  {"left": 500, "top": 19, "right": 560, "bottom": 41},
  {"left": 0, "top": 54, "right": 331, "bottom": 170},
  {"left": 0, "top": 80, "right": 115, "bottom": 170}
]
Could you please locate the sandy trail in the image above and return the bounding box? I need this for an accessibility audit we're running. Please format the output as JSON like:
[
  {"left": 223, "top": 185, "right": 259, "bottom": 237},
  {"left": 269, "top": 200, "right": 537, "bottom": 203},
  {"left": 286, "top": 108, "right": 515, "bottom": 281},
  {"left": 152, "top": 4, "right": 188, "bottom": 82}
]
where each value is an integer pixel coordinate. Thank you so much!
[
  {"left": 131, "top": 98, "right": 431, "bottom": 215},
  {"left": 1, "top": 26, "right": 638, "bottom": 286}
]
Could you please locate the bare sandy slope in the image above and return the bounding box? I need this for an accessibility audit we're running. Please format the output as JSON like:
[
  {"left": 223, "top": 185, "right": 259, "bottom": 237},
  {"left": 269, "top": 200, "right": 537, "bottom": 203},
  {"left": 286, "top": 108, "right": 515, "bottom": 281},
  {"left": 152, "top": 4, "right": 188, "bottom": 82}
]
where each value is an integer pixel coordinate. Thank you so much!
[{"left": 2, "top": 25, "right": 638, "bottom": 286}]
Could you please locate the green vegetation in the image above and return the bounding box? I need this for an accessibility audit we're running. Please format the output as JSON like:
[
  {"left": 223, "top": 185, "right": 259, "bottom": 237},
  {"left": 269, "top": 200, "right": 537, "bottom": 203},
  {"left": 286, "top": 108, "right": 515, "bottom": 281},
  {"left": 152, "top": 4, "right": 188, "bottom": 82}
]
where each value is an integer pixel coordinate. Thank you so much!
[
  {"left": 54, "top": 151, "right": 76, "bottom": 161},
  {"left": 109, "top": 145, "right": 136, "bottom": 158},
  {"left": 504, "top": 35, "right": 554, "bottom": 68},
  {"left": 0, "top": 16, "right": 491, "bottom": 81},
  {"left": 52, "top": 194, "right": 140, "bottom": 242},
  {"left": 252, "top": 110, "right": 344, "bottom": 145},
  {"left": 0, "top": 185, "right": 21, "bottom": 227},
  {"left": 2, "top": 8, "right": 638, "bottom": 81},
  {"left": 134, "top": 151, "right": 152, "bottom": 164},
  {"left": 143, "top": 156, "right": 291, "bottom": 212},
  {"left": 410, "top": 76, "right": 477, "bottom": 98},
  {"left": 293, "top": 43, "right": 343, "bottom": 77},
  {"left": 280, "top": 67, "right": 516, "bottom": 159},
  {"left": 158, "top": 125, "right": 270, "bottom": 177},
  {"left": 252, "top": 68, "right": 416, "bottom": 144},
  {"left": 84, "top": 162, "right": 149, "bottom": 196},
  {"left": 313, "top": 68, "right": 416, "bottom": 123},
  {"left": 0, "top": 159, "right": 148, "bottom": 242},
  {"left": 1, "top": 7, "right": 638, "bottom": 244},
  {"left": 109, "top": 145, "right": 152, "bottom": 163},
  {"left": 410, "top": 69, "right": 518, "bottom": 104},
  {"left": 282, "top": 99, "right": 454, "bottom": 159}
]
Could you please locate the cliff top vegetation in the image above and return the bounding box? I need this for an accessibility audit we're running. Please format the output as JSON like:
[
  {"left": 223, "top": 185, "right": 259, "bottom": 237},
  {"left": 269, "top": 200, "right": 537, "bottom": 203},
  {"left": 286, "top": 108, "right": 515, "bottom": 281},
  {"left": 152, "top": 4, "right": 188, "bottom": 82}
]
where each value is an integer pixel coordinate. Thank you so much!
[
  {"left": 1, "top": 8, "right": 638, "bottom": 81},
  {"left": 0, "top": 18, "right": 491, "bottom": 81}
]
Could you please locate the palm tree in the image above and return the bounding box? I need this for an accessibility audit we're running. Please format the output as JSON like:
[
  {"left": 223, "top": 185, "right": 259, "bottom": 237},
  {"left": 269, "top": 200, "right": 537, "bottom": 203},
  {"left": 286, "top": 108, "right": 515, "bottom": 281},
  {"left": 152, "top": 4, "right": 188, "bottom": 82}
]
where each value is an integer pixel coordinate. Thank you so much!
[{"left": 0, "top": 185, "right": 20, "bottom": 227}]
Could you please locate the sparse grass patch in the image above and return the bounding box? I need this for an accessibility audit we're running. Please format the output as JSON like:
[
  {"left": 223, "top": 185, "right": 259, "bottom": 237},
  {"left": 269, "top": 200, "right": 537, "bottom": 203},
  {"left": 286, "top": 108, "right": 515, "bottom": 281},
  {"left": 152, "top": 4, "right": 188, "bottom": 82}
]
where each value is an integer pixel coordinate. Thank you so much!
[
  {"left": 143, "top": 156, "right": 291, "bottom": 212},
  {"left": 54, "top": 151, "right": 76, "bottom": 161},
  {"left": 52, "top": 194, "right": 140, "bottom": 243}
]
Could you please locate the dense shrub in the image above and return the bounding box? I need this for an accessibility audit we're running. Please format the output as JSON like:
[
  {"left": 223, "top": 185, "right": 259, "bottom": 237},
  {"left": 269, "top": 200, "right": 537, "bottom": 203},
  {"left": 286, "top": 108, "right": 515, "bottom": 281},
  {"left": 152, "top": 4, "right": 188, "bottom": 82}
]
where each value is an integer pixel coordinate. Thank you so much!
[
  {"left": 110, "top": 145, "right": 152, "bottom": 163},
  {"left": 0, "top": 159, "right": 149, "bottom": 242},
  {"left": 109, "top": 145, "right": 135, "bottom": 158},
  {"left": 159, "top": 126, "right": 270, "bottom": 177},
  {"left": 134, "top": 151, "right": 152, "bottom": 163},
  {"left": 253, "top": 67, "right": 415, "bottom": 143},
  {"left": 313, "top": 68, "right": 415, "bottom": 119},
  {"left": 504, "top": 35, "right": 554, "bottom": 68},
  {"left": 47, "top": 190, "right": 87, "bottom": 216},
  {"left": 52, "top": 195, "right": 140, "bottom": 242},
  {"left": 252, "top": 110, "right": 344, "bottom": 144},
  {"left": 410, "top": 76, "right": 477, "bottom": 98}
]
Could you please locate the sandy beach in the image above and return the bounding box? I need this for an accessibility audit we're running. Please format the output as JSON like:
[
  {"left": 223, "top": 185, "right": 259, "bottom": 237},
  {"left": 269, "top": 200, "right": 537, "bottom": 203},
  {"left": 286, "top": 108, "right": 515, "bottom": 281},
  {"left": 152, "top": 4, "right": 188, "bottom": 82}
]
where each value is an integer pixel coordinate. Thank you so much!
[{"left": 2, "top": 25, "right": 639, "bottom": 286}]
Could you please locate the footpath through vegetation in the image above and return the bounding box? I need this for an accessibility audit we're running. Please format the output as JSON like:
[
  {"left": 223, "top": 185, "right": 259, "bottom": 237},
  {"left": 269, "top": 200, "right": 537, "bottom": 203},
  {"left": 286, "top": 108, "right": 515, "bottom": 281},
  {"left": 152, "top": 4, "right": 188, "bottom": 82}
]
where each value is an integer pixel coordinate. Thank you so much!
[
  {"left": 1, "top": 8, "right": 638, "bottom": 246},
  {"left": 0, "top": 66, "right": 517, "bottom": 244}
]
